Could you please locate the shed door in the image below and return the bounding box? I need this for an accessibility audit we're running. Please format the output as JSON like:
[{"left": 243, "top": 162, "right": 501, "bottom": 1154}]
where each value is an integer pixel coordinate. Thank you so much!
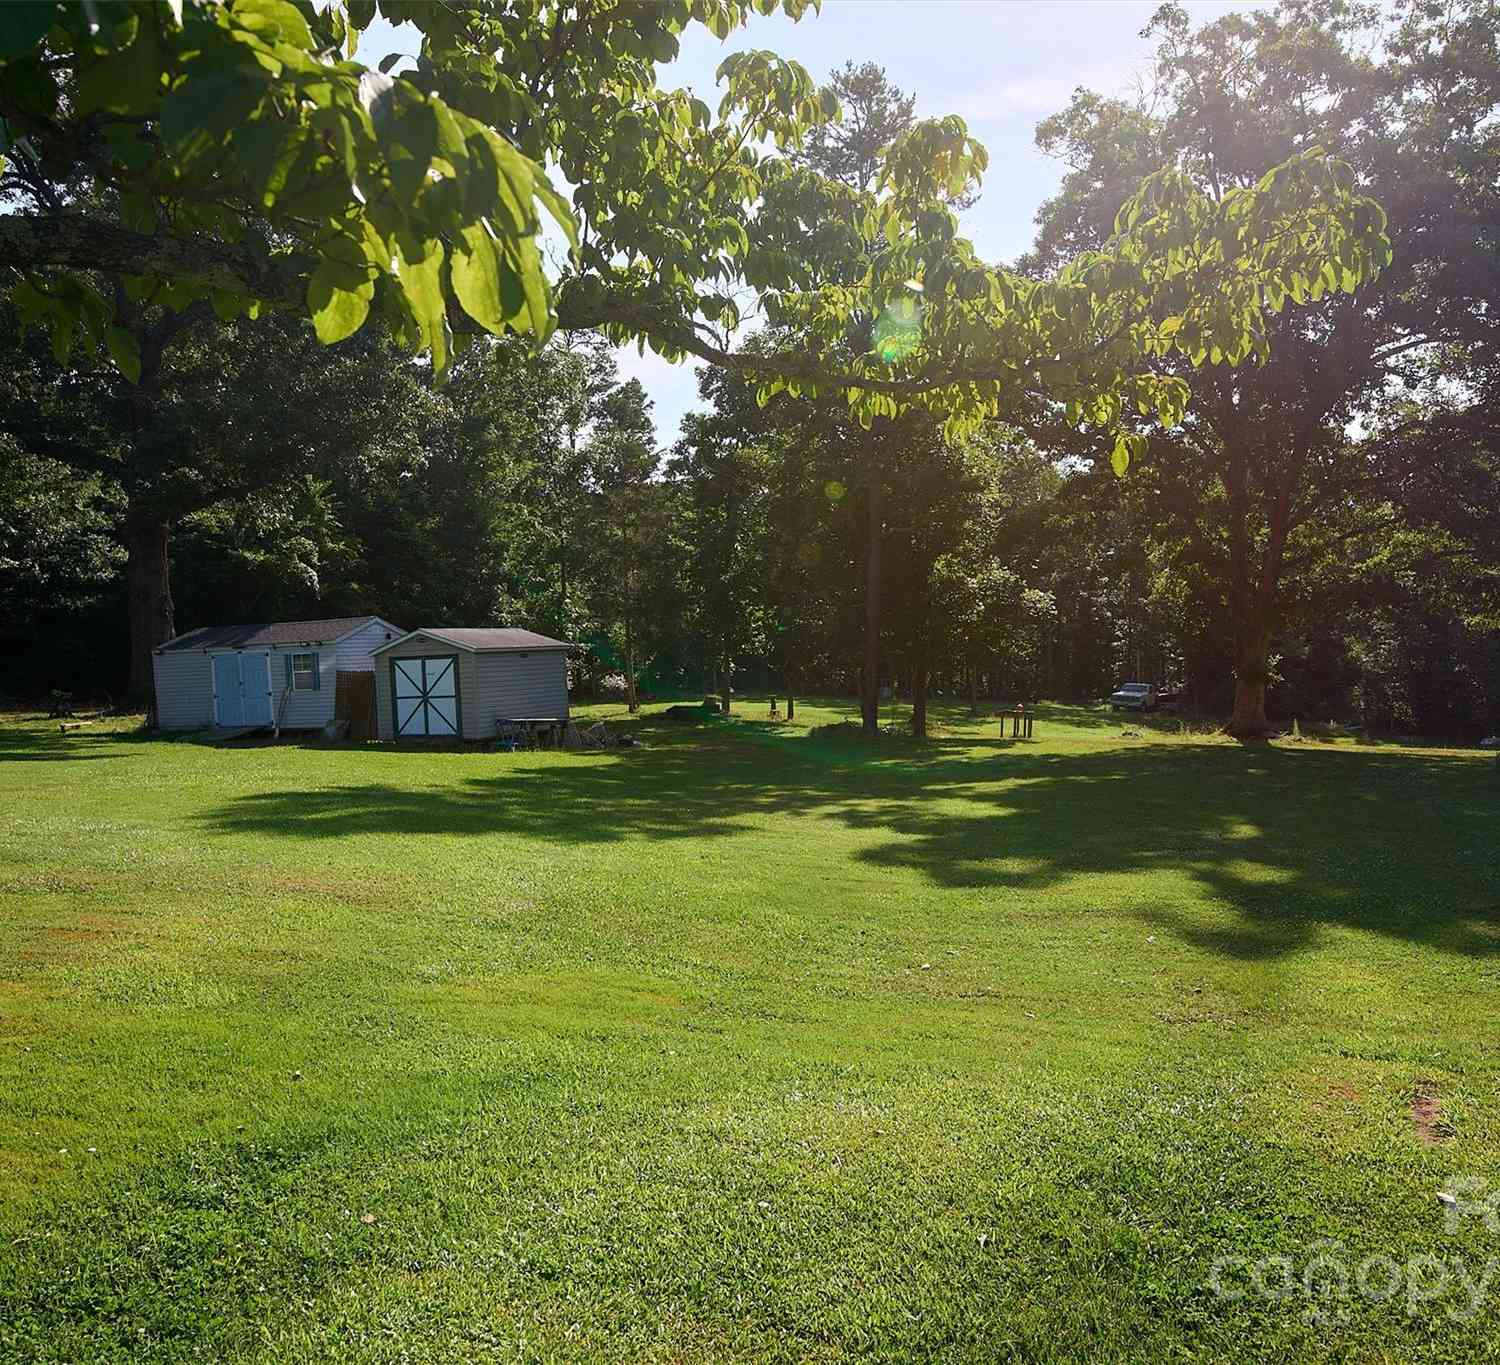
[
  {"left": 392, "top": 656, "right": 459, "bottom": 737},
  {"left": 212, "top": 654, "right": 243, "bottom": 727},
  {"left": 213, "top": 652, "right": 273, "bottom": 727},
  {"left": 241, "top": 653, "right": 273, "bottom": 725}
]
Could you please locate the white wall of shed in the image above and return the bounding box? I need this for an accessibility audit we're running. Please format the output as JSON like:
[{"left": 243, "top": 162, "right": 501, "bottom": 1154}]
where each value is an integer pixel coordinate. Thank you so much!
[
  {"left": 152, "top": 651, "right": 215, "bottom": 730},
  {"left": 470, "top": 651, "right": 569, "bottom": 735},
  {"left": 264, "top": 642, "right": 337, "bottom": 727},
  {"left": 336, "top": 619, "right": 398, "bottom": 671},
  {"left": 372, "top": 638, "right": 568, "bottom": 739}
]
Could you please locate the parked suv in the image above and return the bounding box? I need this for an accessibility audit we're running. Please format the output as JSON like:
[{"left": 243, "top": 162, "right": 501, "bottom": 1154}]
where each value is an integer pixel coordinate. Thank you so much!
[{"left": 1110, "top": 681, "right": 1158, "bottom": 711}]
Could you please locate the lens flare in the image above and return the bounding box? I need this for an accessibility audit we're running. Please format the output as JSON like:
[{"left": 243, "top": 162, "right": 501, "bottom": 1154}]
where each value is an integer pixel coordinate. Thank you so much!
[{"left": 872, "top": 293, "right": 923, "bottom": 365}]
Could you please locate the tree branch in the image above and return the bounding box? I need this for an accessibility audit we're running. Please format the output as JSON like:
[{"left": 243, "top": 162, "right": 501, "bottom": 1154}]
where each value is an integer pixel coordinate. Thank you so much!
[
  {"left": 0, "top": 212, "right": 309, "bottom": 305},
  {"left": 0, "top": 211, "right": 1191, "bottom": 412}
]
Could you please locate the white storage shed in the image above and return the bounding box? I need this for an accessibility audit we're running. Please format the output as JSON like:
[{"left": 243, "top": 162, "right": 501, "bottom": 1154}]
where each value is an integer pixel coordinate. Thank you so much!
[
  {"left": 152, "top": 615, "right": 404, "bottom": 731},
  {"left": 371, "top": 628, "right": 571, "bottom": 740}
]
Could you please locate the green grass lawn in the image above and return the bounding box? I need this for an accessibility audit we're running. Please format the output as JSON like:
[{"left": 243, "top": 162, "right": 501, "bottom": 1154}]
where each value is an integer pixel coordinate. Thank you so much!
[{"left": 2, "top": 699, "right": 1498, "bottom": 1361}]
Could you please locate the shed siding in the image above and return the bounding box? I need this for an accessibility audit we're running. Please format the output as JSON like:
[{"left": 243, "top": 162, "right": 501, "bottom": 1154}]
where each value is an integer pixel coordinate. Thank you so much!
[
  {"left": 265, "top": 642, "right": 337, "bottom": 728},
  {"left": 372, "top": 637, "right": 568, "bottom": 739},
  {"left": 470, "top": 651, "right": 569, "bottom": 735},
  {"left": 153, "top": 651, "right": 215, "bottom": 730},
  {"left": 336, "top": 619, "right": 397, "bottom": 671}
]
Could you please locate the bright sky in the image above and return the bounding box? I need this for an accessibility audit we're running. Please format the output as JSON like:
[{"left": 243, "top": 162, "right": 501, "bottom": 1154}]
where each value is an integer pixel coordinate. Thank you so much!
[{"left": 360, "top": 1, "right": 1265, "bottom": 445}]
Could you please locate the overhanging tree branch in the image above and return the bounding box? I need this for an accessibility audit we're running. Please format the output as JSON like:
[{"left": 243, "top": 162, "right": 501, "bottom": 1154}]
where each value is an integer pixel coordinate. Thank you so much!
[
  {"left": 0, "top": 213, "right": 1064, "bottom": 401},
  {"left": 0, "top": 214, "right": 310, "bottom": 306}
]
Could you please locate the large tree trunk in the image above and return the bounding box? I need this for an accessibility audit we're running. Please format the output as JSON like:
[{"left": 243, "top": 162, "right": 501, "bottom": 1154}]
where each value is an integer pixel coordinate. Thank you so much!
[
  {"left": 1230, "top": 642, "right": 1266, "bottom": 738},
  {"left": 861, "top": 480, "right": 882, "bottom": 735},
  {"left": 125, "top": 508, "right": 175, "bottom": 705},
  {"left": 1223, "top": 438, "right": 1293, "bottom": 739},
  {"left": 625, "top": 617, "right": 639, "bottom": 713},
  {"left": 1217, "top": 398, "right": 1302, "bottom": 740},
  {"left": 911, "top": 659, "right": 929, "bottom": 738},
  {"left": 1229, "top": 625, "right": 1272, "bottom": 737}
]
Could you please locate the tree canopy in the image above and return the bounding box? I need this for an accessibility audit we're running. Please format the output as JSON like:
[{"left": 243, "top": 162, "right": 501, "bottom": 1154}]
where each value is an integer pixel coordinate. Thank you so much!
[
  {"left": 14, "top": 1, "right": 1494, "bottom": 740},
  {"left": 1022, "top": 0, "right": 1500, "bottom": 732},
  {"left": 2, "top": 0, "right": 1391, "bottom": 450}
]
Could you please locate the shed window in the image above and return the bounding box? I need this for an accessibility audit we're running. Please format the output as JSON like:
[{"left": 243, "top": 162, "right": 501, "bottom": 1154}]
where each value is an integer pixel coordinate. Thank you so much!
[{"left": 290, "top": 653, "right": 318, "bottom": 690}]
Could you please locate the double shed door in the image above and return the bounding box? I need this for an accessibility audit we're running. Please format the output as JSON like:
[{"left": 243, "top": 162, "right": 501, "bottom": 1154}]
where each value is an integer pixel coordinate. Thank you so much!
[
  {"left": 392, "top": 655, "right": 460, "bottom": 737},
  {"left": 212, "top": 652, "right": 273, "bottom": 727}
]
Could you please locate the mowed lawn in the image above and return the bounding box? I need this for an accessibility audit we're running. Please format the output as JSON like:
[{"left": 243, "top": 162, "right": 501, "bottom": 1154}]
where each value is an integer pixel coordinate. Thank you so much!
[{"left": 1, "top": 701, "right": 1498, "bottom": 1362}]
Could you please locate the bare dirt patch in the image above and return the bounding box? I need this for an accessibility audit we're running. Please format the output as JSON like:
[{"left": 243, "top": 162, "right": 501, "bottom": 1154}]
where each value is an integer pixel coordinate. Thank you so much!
[
  {"left": 1302, "top": 1075, "right": 1364, "bottom": 1123},
  {"left": 1411, "top": 1080, "right": 1449, "bottom": 1145},
  {"left": 18, "top": 914, "right": 134, "bottom": 965}
]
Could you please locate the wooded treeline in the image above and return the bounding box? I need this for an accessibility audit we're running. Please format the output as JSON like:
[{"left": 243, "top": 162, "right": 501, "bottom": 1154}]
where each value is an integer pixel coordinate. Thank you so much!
[{"left": 3, "top": 0, "right": 1497, "bottom": 737}]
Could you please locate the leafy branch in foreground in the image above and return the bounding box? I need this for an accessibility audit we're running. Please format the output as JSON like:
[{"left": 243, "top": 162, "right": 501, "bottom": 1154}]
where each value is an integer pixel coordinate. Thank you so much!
[{"left": 1, "top": 0, "right": 1390, "bottom": 453}]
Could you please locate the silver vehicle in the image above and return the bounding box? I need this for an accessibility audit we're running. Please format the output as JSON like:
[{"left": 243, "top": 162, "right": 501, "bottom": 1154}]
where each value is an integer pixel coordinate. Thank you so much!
[{"left": 1110, "top": 681, "right": 1158, "bottom": 711}]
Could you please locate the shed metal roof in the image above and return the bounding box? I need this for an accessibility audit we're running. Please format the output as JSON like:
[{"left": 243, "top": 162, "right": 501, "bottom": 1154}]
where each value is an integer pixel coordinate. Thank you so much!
[
  {"left": 156, "top": 616, "right": 395, "bottom": 653},
  {"left": 371, "top": 627, "right": 573, "bottom": 655}
]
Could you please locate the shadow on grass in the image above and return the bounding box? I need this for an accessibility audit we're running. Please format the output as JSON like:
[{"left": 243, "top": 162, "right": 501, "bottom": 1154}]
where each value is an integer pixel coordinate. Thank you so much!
[
  {"left": 0, "top": 721, "right": 137, "bottom": 761},
  {"left": 192, "top": 717, "right": 1500, "bottom": 964}
]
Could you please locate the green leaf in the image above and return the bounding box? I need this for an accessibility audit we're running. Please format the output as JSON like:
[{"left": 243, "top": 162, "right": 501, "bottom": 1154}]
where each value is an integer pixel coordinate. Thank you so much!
[
  {"left": 105, "top": 326, "right": 142, "bottom": 384},
  {"left": 396, "top": 237, "right": 449, "bottom": 375},
  {"left": 310, "top": 107, "right": 358, "bottom": 186},
  {"left": 49, "top": 314, "right": 75, "bottom": 366},
  {"left": 474, "top": 128, "right": 537, "bottom": 235},
  {"left": 383, "top": 99, "right": 438, "bottom": 204},
  {"left": 231, "top": 120, "right": 306, "bottom": 207},
  {"left": 1110, "top": 432, "right": 1130, "bottom": 478},
  {"left": 78, "top": 12, "right": 164, "bottom": 115},
  {"left": 230, "top": 0, "right": 314, "bottom": 52},
  {"left": 432, "top": 99, "right": 470, "bottom": 171},
  {"left": 512, "top": 235, "right": 553, "bottom": 341},
  {"left": 210, "top": 289, "right": 243, "bottom": 323},
  {"left": 161, "top": 73, "right": 261, "bottom": 162},
  {"left": 450, "top": 221, "right": 508, "bottom": 333},
  {"left": 307, "top": 258, "right": 372, "bottom": 344},
  {"left": 119, "top": 190, "right": 156, "bottom": 233}
]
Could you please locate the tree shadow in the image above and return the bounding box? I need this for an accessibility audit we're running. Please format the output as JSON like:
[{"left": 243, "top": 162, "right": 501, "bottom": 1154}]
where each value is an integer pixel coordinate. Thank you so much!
[
  {"left": 201, "top": 723, "right": 1500, "bottom": 964},
  {"left": 0, "top": 721, "right": 130, "bottom": 761}
]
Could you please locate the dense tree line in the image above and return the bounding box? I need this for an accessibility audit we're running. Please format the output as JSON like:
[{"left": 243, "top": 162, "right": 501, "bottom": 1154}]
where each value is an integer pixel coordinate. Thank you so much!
[
  {"left": 0, "top": 315, "right": 671, "bottom": 700},
  {"left": 2, "top": 0, "right": 1497, "bottom": 738}
]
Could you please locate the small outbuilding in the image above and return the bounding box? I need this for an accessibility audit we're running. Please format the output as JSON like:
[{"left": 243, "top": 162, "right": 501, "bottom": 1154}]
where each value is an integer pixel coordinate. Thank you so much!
[
  {"left": 152, "top": 615, "right": 404, "bottom": 731},
  {"left": 371, "top": 627, "right": 571, "bottom": 740}
]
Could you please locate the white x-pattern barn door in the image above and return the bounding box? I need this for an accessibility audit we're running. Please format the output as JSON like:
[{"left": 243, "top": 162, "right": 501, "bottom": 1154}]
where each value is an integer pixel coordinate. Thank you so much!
[{"left": 392, "top": 656, "right": 459, "bottom": 737}]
